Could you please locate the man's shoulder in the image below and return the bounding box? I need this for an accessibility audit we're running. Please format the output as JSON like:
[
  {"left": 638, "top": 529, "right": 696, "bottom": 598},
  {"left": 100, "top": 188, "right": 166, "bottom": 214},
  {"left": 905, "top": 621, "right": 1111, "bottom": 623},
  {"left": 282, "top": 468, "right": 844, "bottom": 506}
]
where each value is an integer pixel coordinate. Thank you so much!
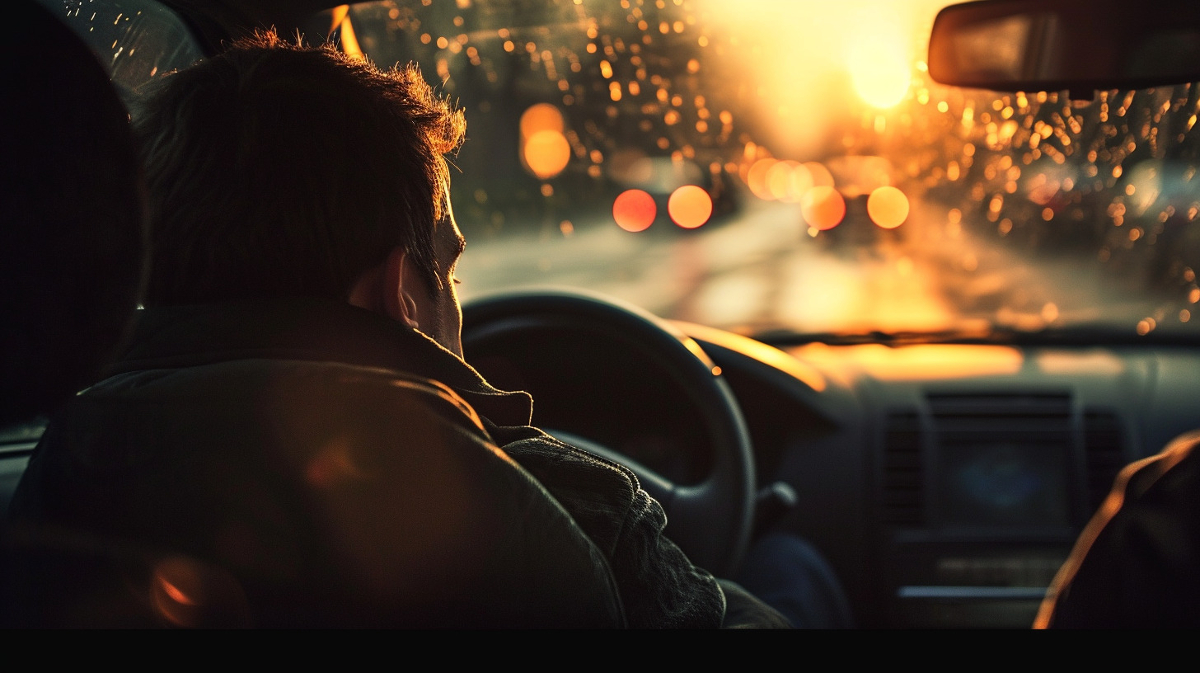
[
  {"left": 34, "top": 357, "right": 511, "bottom": 497},
  {"left": 1037, "top": 430, "right": 1200, "bottom": 628},
  {"left": 90, "top": 357, "right": 489, "bottom": 434}
]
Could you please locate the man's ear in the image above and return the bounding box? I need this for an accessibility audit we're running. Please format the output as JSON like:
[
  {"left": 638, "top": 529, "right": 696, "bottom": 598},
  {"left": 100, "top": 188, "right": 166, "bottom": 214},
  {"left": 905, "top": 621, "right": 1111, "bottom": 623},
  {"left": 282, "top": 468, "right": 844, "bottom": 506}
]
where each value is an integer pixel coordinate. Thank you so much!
[{"left": 382, "top": 246, "right": 421, "bottom": 329}]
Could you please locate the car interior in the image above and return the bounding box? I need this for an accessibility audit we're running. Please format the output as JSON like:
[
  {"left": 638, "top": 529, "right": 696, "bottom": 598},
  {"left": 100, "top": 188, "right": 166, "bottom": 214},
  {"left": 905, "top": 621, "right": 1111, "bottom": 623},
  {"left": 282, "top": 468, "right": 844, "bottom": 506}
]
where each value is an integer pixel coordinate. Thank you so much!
[{"left": 4, "top": 0, "right": 1200, "bottom": 627}]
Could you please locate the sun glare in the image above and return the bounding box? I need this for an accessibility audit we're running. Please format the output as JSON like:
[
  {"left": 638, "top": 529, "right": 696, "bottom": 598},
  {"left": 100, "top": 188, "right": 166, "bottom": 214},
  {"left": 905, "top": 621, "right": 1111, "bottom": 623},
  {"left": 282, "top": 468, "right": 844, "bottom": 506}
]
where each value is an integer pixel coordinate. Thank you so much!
[
  {"left": 697, "top": 0, "right": 950, "bottom": 154},
  {"left": 848, "top": 37, "right": 911, "bottom": 109}
]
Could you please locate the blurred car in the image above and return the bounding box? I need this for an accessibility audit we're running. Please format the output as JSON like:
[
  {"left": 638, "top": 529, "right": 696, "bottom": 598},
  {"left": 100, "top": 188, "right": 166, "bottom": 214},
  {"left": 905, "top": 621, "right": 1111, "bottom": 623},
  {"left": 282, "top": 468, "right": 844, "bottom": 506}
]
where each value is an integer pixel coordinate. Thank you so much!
[{"left": 5, "top": 0, "right": 1200, "bottom": 627}]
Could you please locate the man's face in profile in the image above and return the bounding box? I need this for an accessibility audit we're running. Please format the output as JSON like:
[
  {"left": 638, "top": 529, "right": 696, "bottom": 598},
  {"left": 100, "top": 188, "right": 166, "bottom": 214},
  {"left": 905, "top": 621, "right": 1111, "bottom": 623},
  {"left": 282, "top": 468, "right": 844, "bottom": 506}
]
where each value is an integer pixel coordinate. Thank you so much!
[{"left": 416, "top": 194, "right": 466, "bottom": 357}]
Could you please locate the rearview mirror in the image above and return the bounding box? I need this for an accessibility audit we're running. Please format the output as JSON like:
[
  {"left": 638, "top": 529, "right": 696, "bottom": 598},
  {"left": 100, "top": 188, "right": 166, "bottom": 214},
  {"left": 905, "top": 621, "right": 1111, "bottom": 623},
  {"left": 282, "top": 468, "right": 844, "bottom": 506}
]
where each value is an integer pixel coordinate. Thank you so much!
[{"left": 928, "top": 0, "right": 1200, "bottom": 96}]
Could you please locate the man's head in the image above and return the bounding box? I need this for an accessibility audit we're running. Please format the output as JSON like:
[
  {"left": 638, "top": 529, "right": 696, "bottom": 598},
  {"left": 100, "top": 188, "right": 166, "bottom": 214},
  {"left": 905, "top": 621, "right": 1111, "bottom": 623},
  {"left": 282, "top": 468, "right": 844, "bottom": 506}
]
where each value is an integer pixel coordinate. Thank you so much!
[{"left": 134, "top": 32, "right": 467, "bottom": 353}]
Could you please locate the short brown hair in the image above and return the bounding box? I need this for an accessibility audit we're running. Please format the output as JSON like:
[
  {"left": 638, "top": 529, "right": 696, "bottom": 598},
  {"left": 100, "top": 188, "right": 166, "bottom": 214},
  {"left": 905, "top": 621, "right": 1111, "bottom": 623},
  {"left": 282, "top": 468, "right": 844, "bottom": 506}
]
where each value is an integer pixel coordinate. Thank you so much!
[{"left": 134, "top": 32, "right": 465, "bottom": 305}]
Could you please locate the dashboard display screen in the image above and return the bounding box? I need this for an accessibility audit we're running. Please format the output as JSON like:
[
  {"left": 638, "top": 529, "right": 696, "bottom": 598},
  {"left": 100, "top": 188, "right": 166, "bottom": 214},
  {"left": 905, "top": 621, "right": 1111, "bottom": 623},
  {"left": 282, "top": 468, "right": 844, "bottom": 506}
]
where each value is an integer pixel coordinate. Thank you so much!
[{"left": 938, "top": 442, "right": 1071, "bottom": 529}]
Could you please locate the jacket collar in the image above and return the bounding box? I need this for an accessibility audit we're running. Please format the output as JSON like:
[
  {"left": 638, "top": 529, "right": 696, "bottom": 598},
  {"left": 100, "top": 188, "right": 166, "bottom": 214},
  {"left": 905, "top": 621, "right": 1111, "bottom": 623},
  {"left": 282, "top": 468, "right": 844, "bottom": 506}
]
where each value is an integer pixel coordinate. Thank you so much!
[{"left": 104, "top": 298, "right": 534, "bottom": 426}]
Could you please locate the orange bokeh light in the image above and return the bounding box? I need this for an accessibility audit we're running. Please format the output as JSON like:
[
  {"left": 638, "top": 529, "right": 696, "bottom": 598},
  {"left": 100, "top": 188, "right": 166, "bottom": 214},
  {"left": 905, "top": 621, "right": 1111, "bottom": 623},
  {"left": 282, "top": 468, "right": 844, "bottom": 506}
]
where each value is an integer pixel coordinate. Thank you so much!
[
  {"left": 802, "top": 186, "right": 845, "bottom": 230},
  {"left": 867, "top": 185, "right": 909, "bottom": 229},
  {"left": 613, "top": 189, "right": 657, "bottom": 232},
  {"left": 523, "top": 129, "right": 571, "bottom": 179},
  {"left": 766, "top": 160, "right": 799, "bottom": 201},
  {"left": 747, "top": 158, "right": 777, "bottom": 200},
  {"left": 804, "top": 161, "right": 834, "bottom": 188},
  {"left": 787, "top": 162, "right": 814, "bottom": 201},
  {"left": 668, "top": 185, "right": 713, "bottom": 229},
  {"left": 520, "top": 103, "right": 564, "bottom": 137}
]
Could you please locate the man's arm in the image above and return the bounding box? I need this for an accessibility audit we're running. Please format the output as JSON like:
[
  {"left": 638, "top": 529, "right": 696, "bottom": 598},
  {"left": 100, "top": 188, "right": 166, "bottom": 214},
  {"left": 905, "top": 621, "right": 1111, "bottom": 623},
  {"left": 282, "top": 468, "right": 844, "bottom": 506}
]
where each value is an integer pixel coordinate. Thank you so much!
[
  {"left": 1035, "top": 429, "right": 1200, "bottom": 628},
  {"left": 489, "top": 421, "right": 790, "bottom": 628}
]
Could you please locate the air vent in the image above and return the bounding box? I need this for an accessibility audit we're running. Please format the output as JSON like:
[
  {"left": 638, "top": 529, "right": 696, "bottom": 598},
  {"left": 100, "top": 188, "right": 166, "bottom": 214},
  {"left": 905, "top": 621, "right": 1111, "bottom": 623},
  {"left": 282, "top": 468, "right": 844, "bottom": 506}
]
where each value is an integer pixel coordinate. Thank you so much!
[
  {"left": 927, "top": 392, "right": 1072, "bottom": 439},
  {"left": 882, "top": 410, "right": 924, "bottom": 526},
  {"left": 1082, "top": 410, "right": 1126, "bottom": 513}
]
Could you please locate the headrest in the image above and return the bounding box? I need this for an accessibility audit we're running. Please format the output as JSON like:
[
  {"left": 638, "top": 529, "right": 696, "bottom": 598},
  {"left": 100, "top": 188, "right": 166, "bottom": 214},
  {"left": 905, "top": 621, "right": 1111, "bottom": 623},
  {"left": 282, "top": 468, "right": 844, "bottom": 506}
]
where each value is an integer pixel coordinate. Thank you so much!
[{"left": 0, "top": 1, "right": 146, "bottom": 425}]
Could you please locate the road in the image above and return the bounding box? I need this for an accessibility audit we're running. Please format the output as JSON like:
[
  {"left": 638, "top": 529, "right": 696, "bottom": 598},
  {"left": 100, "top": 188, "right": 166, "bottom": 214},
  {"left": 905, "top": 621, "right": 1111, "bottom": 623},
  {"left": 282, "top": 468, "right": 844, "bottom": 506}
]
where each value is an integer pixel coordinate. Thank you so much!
[{"left": 459, "top": 196, "right": 1179, "bottom": 338}]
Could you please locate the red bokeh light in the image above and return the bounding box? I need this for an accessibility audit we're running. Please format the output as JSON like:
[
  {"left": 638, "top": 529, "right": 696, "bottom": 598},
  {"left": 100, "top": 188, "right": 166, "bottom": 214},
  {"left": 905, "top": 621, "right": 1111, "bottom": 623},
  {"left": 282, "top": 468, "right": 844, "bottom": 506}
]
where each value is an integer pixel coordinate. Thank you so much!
[{"left": 613, "top": 189, "right": 657, "bottom": 232}]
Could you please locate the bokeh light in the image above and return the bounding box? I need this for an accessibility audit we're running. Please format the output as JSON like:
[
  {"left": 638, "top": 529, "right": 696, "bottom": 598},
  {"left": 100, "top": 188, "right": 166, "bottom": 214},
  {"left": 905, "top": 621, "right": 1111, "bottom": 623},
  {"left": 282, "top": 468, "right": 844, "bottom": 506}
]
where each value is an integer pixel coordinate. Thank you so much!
[
  {"left": 520, "top": 104, "right": 570, "bottom": 179},
  {"left": 787, "top": 162, "right": 814, "bottom": 201},
  {"left": 613, "top": 189, "right": 657, "bottom": 232},
  {"left": 520, "top": 103, "right": 564, "bottom": 137},
  {"left": 802, "top": 186, "right": 846, "bottom": 230},
  {"left": 750, "top": 159, "right": 834, "bottom": 206},
  {"left": 523, "top": 129, "right": 571, "bottom": 179},
  {"left": 767, "top": 160, "right": 799, "bottom": 201},
  {"left": 668, "top": 185, "right": 713, "bottom": 229},
  {"left": 867, "top": 185, "right": 909, "bottom": 229},
  {"left": 827, "top": 155, "right": 893, "bottom": 197},
  {"left": 747, "top": 158, "right": 777, "bottom": 200},
  {"left": 804, "top": 161, "right": 835, "bottom": 188}
]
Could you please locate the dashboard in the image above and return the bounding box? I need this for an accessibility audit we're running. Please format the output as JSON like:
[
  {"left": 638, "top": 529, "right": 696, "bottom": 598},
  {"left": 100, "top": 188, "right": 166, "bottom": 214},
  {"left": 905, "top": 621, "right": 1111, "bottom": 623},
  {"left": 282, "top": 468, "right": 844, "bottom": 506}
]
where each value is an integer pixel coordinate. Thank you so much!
[
  {"left": 465, "top": 316, "right": 1200, "bottom": 628},
  {"left": 685, "top": 327, "right": 1200, "bottom": 627}
]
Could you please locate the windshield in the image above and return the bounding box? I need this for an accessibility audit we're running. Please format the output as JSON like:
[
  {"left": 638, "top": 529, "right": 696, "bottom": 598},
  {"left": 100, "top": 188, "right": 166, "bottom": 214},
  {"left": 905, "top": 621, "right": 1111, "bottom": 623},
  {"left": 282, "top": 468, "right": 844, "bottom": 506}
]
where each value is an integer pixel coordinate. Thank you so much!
[{"left": 345, "top": 0, "right": 1200, "bottom": 340}]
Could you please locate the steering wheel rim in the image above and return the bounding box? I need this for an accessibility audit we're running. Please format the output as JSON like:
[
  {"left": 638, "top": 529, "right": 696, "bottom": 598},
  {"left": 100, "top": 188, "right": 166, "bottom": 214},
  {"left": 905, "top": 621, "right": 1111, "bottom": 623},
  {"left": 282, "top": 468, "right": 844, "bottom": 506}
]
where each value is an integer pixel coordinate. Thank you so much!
[{"left": 461, "top": 289, "right": 754, "bottom": 577}]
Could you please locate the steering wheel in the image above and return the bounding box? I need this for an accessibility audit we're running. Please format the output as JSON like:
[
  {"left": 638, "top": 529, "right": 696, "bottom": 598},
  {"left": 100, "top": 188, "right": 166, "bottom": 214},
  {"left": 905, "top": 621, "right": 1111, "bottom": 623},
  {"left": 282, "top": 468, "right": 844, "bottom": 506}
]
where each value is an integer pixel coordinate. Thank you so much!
[{"left": 461, "top": 289, "right": 755, "bottom": 578}]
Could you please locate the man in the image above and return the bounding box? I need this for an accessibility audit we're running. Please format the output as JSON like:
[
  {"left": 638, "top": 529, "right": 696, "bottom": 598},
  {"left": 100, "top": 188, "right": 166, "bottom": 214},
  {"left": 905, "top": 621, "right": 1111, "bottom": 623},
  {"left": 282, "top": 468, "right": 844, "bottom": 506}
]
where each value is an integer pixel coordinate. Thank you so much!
[
  {"left": 1035, "top": 430, "right": 1200, "bottom": 628},
  {"left": 10, "top": 32, "right": 788, "bottom": 628}
]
